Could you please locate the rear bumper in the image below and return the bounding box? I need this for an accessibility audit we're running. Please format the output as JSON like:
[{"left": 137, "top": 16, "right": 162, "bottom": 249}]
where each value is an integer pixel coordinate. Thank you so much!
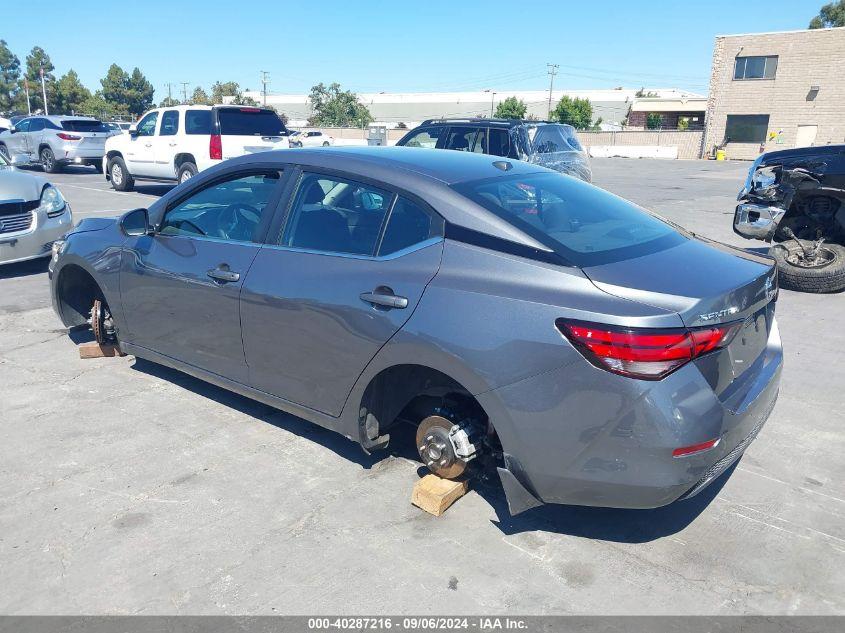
[
  {"left": 0, "top": 207, "right": 73, "bottom": 265},
  {"left": 57, "top": 145, "right": 104, "bottom": 162},
  {"left": 478, "top": 317, "right": 783, "bottom": 513}
]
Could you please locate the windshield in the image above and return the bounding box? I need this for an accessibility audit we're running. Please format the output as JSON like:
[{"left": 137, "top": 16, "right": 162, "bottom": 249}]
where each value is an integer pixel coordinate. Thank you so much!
[
  {"left": 61, "top": 120, "right": 110, "bottom": 133},
  {"left": 453, "top": 172, "right": 686, "bottom": 266},
  {"left": 217, "top": 108, "right": 287, "bottom": 136}
]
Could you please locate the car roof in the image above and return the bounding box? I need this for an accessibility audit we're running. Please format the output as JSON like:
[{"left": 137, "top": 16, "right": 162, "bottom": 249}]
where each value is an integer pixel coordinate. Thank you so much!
[
  {"left": 263, "top": 146, "right": 546, "bottom": 185},
  {"left": 759, "top": 144, "right": 845, "bottom": 163}
]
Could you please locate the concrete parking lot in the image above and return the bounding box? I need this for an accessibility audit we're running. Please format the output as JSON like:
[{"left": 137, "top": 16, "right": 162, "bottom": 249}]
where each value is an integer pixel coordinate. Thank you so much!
[{"left": 1, "top": 159, "right": 843, "bottom": 615}]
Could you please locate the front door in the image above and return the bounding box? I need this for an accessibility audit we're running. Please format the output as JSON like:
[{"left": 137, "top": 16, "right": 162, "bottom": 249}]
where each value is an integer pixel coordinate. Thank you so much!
[
  {"left": 7, "top": 118, "right": 31, "bottom": 161},
  {"left": 240, "top": 171, "right": 444, "bottom": 416},
  {"left": 126, "top": 111, "right": 159, "bottom": 176},
  {"left": 120, "top": 168, "right": 285, "bottom": 382}
]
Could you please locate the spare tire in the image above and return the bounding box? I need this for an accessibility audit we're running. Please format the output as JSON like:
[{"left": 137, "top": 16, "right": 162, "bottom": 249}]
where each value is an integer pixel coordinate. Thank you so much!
[{"left": 770, "top": 240, "right": 845, "bottom": 293}]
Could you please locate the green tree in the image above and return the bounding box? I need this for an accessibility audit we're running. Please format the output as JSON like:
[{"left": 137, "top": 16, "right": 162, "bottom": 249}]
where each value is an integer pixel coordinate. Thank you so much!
[
  {"left": 646, "top": 112, "right": 662, "bottom": 129},
  {"left": 809, "top": 0, "right": 845, "bottom": 27},
  {"left": 308, "top": 82, "right": 373, "bottom": 127},
  {"left": 211, "top": 81, "right": 241, "bottom": 104},
  {"left": 0, "top": 40, "right": 21, "bottom": 113},
  {"left": 126, "top": 68, "right": 154, "bottom": 115},
  {"left": 79, "top": 91, "right": 129, "bottom": 120},
  {"left": 100, "top": 64, "right": 130, "bottom": 104},
  {"left": 159, "top": 96, "right": 180, "bottom": 107},
  {"left": 551, "top": 95, "right": 594, "bottom": 130},
  {"left": 494, "top": 96, "right": 527, "bottom": 119},
  {"left": 100, "top": 64, "right": 154, "bottom": 117},
  {"left": 55, "top": 69, "right": 91, "bottom": 114},
  {"left": 191, "top": 86, "right": 211, "bottom": 105},
  {"left": 23, "top": 46, "right": 58, "bottom": 112}
]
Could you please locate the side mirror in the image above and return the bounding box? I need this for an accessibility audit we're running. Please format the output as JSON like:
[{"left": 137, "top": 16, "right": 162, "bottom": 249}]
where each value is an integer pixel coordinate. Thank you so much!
[
  {"left": 9, "top": 126, "right": 17, "bottom": 134},
  {"left": 120, "top": 208, "right": 151, "bottom": 236},
  {"left": 128, "top": 124, "right": 139, "bottom": 137}
]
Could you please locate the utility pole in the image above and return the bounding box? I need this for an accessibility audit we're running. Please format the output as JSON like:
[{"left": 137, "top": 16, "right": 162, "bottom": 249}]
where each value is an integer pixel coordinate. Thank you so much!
[
  {"left": 260, "top": 71, "right": 270, "bottom": 106},
  {"left": 546, "top": 63, "right": 559, "bottom": 120},
  {"left": 40, "top": 66, "right": 48, "bottom": 115},
  {"left": 165, "top": 83, "right": 174, "bottom": 104},
  {"left": 180, "top": 82, "right": 189, "bottom": 104},
  {"left": 490, "top": 91, "right": 496, "bottom": 117}
]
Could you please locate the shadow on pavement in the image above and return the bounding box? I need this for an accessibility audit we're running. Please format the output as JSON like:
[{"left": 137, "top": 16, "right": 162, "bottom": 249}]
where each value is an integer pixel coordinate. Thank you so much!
[
  {"left": 128, "top": 354, "right": 730, "bottom": 541},
  {"left": 132, "top": 184, "right": 175, "bottom": 197},
  {"left": 0, "top": 257, "right": 49, "bottom": 280}
]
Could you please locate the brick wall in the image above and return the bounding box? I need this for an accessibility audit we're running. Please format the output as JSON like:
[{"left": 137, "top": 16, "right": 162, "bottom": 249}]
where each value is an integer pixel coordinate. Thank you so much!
[{"left": 704, "top": 27, "right": 845, "bottom": 160}]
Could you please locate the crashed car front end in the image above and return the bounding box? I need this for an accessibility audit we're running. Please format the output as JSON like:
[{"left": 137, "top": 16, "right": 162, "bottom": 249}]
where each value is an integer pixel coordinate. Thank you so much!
[{"left": 734, "top": 146, "right": 845, "bottom": 293}]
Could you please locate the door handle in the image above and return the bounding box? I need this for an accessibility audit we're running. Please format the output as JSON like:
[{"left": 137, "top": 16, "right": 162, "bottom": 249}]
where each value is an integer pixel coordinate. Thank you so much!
[
  {"left": 144, "top": 143, "right": 152, "bottom": 148},
  {"left": 360, "top": 290, "right": 408, "bottom": 309},
  {"left": 168, "top": 142, "right": 177, "bottom": 147},
  {"left": 207, "top": 267, "right": 240, "bottom": 283}
]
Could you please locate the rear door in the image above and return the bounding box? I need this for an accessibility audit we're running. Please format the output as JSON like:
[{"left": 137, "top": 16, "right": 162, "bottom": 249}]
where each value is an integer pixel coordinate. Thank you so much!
[
  {"left": 240, "top": 170, "right": 445, "bottom": 416},
  {"left": 120, "top": 167, "right": 287, "bottom": 382},
  {"left": 214, "top": 106, "right": 288, "bottom": 159},
  {"left": 150, "top": 109, "right": 180, "bottom": 178},
  {"left": 27, "top": 118, "right": 46, "bottom": 159}
]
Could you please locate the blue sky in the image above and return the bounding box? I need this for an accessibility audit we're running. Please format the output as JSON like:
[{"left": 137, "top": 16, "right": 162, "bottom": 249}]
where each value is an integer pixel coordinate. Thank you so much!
[{"left": 3, "top": 0, "right": 820, "bottom": 99}]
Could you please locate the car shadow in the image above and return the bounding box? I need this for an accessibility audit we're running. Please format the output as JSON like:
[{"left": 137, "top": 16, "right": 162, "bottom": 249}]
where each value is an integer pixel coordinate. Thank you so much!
[
  {"left": 128, "top": 355, "right": 729, "bottom": 540},
  {"left": 132, "top": 184, "right": 175, "bottom": 197},
  {"left": 129, "top": 357, "right": 381, "bottom": 469},
  {"left": 0, "top": 257, "right": 49, "bottom": 280}
]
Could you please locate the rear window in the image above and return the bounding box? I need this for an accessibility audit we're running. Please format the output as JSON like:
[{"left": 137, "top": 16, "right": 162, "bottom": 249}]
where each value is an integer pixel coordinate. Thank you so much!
[
  {"left": 216, "top": 108, "right": 287, "bottom": 136},
  {"left": 529, "top": 125, "right": 583, "bottom": 154},
  {"left": 185, "top": 110, "right": 212, "bottom": 135},
  {"left": 453, "top": 173, "right": 685, "bottom": 266},
  {"left": 61, "top": 120, "right": 110, "bottom": 133}
]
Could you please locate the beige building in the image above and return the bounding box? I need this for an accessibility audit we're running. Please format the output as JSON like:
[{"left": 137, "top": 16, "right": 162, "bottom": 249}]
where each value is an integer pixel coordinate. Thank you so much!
[{"left": 704, "top": 26, "right": 845, "bottom": 160}]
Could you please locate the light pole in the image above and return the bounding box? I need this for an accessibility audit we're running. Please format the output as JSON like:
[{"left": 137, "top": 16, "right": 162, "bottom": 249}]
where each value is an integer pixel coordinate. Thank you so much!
[
  {"left": 260, "top": 71, "right": 270, "bottom": 106},
  {"left": 484, "top": 89, "right": 496, "bottom": 117},
  {"left": 40, "top": 67, "right": 48, "bottom": 115},
  {"left": 546, "top": 63, "right": 559, "bottom": 119}
]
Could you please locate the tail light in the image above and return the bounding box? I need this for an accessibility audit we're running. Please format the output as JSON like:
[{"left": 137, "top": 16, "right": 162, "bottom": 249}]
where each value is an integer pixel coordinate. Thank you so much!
[
  {"left": 57, "top": 133, "right": 81, "bottom": 141},
  {"left": 209, "top": 134, "right": 222, "bottom": 160},
  {"left": 556, "top": 318, "right": 742, "bottom": 380}
]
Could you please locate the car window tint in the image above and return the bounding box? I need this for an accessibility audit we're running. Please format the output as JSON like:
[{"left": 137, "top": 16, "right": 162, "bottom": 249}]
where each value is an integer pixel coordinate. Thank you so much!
[
  {"left": 185, "top": 110, "right": 212, "bottom": 134},
  {"left": 378, "top": 197, "right": 443, "bottom": 256},
  {"left": 217, "top": 108, "right": 286, "bottom": 136},
  {"left": 136, "top": 112, "right": 158, "bottom": 136},
  {"left": 61, "top": 120, "right": 109, "bottom": 132},
  {"left": 488, "top": 128, "right": 511, "bottom": 157},
  {"left": 445, "top": 127, "right": 485, "bottom": 153},
  {"left": 281, "top": 173, "right": 393, "bottom": 256},
  {"left": 454, "top": 172, "right": 683, "bottom": 266},
  {"left": 159, "top": 171, "right": 281, "bottom": 243},
  {"left": 15, "top": 119, "right": 31, "bottom": 132},
  {"left": 160, "top": 110, "right": 179, "bottom": 136},
  {"left": 29, "top": 119, "right": 45, "bottom": 132},
  {"left": 402, "top": 126, "right": 445, "bottom": 148}
]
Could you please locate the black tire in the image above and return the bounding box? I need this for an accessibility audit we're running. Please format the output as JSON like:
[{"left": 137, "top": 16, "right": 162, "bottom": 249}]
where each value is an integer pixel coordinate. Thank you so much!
[
  {"left": 0, "top": 143, "right": 9, "bottom": 161},
  {"left": 322, "top": 141, "right": 330, "bottom": 147},
  {"left": 177, "top": 161, "right": 198, "bottom": 184},
  {"left": 770, "top": 240, "right": 845, "bottom": 293},
  {"left": 92, "top": 161, "right": 103, "bottom": 173},
  {"left": 40, "top": 147, "right": 61, "bottom": 173},
  {"left": 109, "top": 156, "right": 134, "bottom": 192}
]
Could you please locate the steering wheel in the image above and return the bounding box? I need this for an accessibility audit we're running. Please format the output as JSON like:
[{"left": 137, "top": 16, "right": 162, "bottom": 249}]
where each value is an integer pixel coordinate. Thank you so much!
[{"left": 219, "top": 202, "right": 261, "bottom": 241}]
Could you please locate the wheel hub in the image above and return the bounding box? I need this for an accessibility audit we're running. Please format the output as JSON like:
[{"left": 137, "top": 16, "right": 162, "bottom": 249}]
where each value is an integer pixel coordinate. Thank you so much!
[{"left": 416, "top": 414, "right": 481, "bottom": 479}]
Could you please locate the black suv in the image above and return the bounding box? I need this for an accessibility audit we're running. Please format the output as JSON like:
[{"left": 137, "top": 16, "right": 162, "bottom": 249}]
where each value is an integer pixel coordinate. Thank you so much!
[{"left": 396, "top": 118, "right": 591, "bottom": 182}]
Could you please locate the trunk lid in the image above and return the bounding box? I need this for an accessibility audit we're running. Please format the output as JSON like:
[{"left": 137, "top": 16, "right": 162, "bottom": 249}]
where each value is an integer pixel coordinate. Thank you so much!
[
  {"left": 582, "top": 237, "right": 778, "bottom": 389},
  {"left": 60, "top": 120, "right": 109, "bottom": 150},
  {"left": 213, "top": 106, "right": 289, "bottom": 159}
]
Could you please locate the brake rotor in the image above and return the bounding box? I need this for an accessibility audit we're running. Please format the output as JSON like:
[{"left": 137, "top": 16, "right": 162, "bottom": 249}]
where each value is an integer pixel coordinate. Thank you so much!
[
  {"left": 90, "top": 298, "right": 113, "bottom": 345},
  {"left": 416, "top": 414, "right": 467, "bottom": 479}
]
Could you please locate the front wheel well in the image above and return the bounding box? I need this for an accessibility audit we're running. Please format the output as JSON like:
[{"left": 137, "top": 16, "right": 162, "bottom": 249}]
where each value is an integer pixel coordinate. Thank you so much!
[
  {"left": 106, "top": 150, "right": 124, "bottom": 162},
  {"left": 358, "top": 364, "right": 490, "bottom": 446},
  {"left": 56, "top": 264, "right": 103, "bottom": 327}
]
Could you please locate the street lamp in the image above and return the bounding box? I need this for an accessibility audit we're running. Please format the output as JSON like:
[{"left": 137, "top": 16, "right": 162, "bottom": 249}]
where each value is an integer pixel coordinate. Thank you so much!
[{"left": 485, "top": 89, "right": 496, "bottom": 117}]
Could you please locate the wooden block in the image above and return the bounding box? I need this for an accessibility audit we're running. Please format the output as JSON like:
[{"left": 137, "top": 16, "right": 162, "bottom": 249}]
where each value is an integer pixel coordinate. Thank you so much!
[
  {"left": 411, "top": 474, "right": 469, "bottom": 517},
  {"left": 78, "top": 341, "right": 126, "bottom": 359}
]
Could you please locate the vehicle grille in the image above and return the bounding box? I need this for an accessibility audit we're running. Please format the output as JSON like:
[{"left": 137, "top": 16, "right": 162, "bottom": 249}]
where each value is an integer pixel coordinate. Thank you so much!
[
  {"left": 0, "top": 200, "right": 38, "bottom": 235},
  {"left": 681, "top": 390, "right": 779, "bottom": 499}
]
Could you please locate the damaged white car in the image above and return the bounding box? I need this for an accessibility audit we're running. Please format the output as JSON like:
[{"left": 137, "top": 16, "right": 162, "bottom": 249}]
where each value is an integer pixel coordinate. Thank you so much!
[{"left": 734, "top": 145, "right": 845, "bottom": 293}]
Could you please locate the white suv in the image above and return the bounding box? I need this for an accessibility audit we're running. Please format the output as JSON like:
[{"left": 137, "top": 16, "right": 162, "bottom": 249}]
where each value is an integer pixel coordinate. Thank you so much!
[{"left": 103, "top": 105, "right": 290, "bottom": 190}]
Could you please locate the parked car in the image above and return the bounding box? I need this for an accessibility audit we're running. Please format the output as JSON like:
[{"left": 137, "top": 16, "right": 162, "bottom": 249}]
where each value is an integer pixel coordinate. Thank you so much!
[
  {"left": 103, "top": 104, "right": 289, "bottom": 190},
  {"left": 734, "top": 144, "right": 845, "bottom": 293},
  {"left": 0, "top": 150, "right": 73, "bottom": 265},
  {"left": 290, "top": 130, "right": 333, "bottom": 147},
  {"left": 0, "top": 116, "right": 11, "bottom": 134},
  {"left": 50, "top": 147, "right": 781, "bottom": 514},
  {"left": 396, "top": 118, "right": 592, "bottom": 182},
  {"left": 0, "top": 115, "right": 111, "bottom": 173},
  {"left": 105, "top": 122, "right": 131, "bottom": 136}
]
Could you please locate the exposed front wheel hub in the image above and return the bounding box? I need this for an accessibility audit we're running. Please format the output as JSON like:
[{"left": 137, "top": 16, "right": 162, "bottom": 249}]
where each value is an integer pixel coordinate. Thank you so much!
[{"left": 416, "top": 413, "right": 481, "bottom": 479}]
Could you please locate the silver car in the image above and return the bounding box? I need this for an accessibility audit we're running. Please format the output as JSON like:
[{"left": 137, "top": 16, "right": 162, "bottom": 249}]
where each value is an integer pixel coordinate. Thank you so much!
[
  {"left": 48, "top": 147, "right": 781, "bottom": 514},
  {"left": 0, "top": 151, "right": 73, "bottom": 265},
  {"left": 0, "top": 115, "right": 110, "bottom": 173}
]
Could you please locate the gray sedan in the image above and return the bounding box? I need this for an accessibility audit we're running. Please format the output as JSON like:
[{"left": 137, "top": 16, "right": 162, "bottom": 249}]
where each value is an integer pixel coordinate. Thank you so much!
[
  {"left": 48, "top": 147, "right": 781, "bottom": 514},
  {"left": 0, "top": 151, "right": 73, "bottom": 265}
]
